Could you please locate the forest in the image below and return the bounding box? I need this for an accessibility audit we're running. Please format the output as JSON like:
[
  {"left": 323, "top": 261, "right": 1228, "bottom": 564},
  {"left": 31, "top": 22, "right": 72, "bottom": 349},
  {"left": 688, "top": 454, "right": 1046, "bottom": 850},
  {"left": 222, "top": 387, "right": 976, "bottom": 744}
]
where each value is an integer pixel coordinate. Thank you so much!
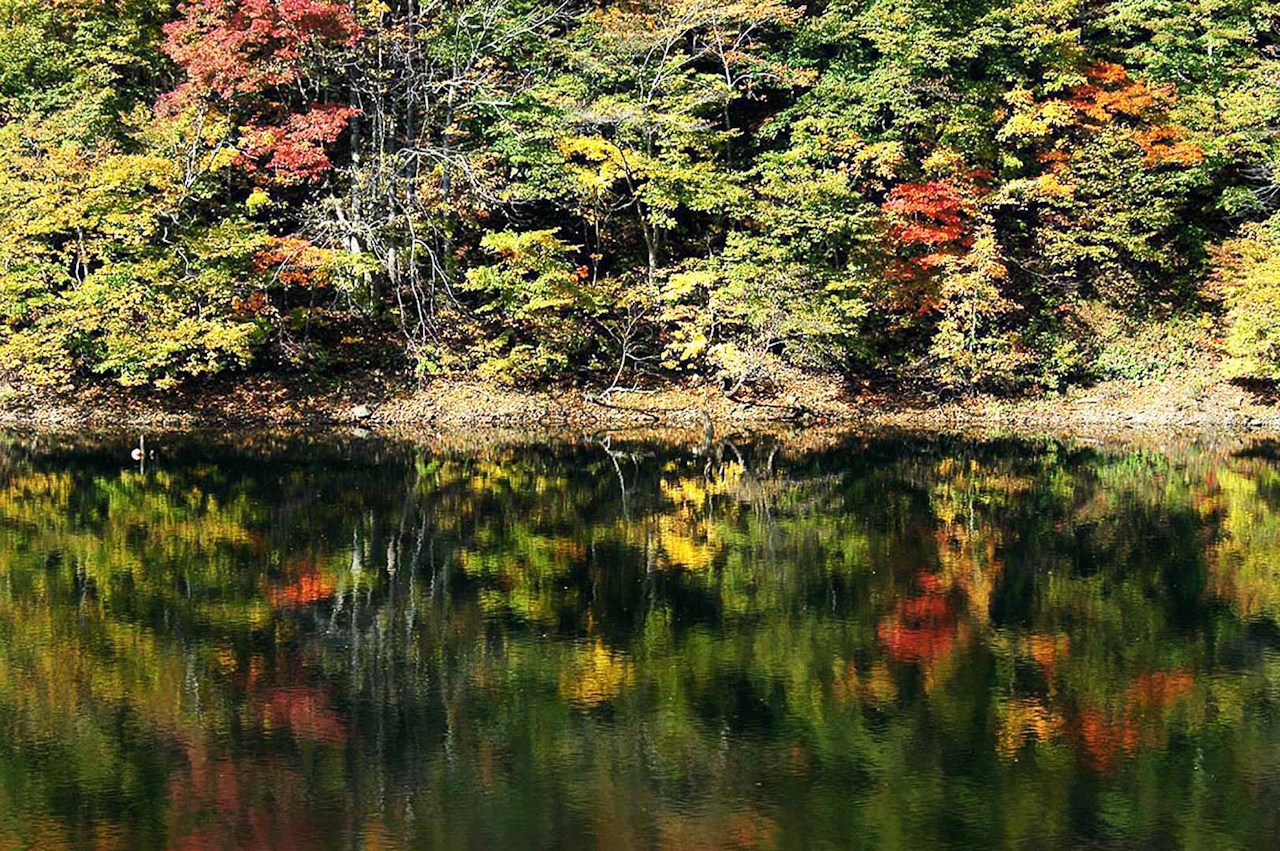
[{"left": 0, "top": 0, "right": 1278, "bottom": 395}]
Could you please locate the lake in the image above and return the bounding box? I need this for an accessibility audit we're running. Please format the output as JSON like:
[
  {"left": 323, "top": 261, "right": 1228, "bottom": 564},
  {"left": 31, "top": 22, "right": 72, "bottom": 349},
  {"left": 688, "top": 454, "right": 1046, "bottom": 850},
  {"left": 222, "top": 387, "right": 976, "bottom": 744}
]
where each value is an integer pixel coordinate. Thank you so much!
[{"left": 1, "top": 427, "right": 1279, "bottom": 850}]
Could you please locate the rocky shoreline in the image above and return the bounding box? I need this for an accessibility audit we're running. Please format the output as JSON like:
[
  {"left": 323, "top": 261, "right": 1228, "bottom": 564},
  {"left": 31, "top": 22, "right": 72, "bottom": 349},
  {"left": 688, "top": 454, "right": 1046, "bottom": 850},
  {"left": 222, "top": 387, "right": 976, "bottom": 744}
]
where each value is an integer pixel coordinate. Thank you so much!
[{"left": 2, "top": 370, "right": 1278, "bottom": 431}]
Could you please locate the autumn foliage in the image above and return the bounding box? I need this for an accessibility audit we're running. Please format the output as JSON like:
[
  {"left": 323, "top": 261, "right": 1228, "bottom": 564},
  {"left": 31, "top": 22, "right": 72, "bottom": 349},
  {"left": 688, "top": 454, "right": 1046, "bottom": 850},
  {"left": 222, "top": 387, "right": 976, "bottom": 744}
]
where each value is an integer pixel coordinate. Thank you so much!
[
  {"left": 162, "top": 0, "right": 360, "bottom": 182},
  {"left": 0, "top": 0, "right": 1271, "bottom": 390}
]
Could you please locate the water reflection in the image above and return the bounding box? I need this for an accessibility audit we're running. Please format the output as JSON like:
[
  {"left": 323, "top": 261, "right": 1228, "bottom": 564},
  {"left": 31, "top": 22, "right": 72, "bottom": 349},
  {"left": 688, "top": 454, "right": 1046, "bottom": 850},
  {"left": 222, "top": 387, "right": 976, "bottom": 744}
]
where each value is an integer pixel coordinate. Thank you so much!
[{"left": 1, "top": 429, "right": 1280, "bottom": 849}]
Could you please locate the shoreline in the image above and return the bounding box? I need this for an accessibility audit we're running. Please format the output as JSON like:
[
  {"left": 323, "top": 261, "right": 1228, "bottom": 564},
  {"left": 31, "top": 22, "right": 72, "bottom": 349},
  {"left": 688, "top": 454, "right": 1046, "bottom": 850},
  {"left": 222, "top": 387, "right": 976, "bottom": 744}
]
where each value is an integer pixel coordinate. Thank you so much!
[{"left": 3, "top": 369, "right": 1279, "bottom": 431}]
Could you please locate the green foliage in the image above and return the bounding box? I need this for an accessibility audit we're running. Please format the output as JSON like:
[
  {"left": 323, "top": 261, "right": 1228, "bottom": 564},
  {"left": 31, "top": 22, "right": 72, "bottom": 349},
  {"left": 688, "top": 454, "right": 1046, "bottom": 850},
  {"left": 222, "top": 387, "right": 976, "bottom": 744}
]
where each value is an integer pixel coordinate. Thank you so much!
[
  {"left": 1091, "top": 309, "right": 1211, "bottom": 383},
  {"left": 925, "top": 225, "right": 1030, "bottom": 392},
  {"left": 0, "top": 107, "right": 268, "bottom": 387},
  {"left": 461, "top": 229, "right": 600, "bottom": 383},
  {"left": 0, "top": 0, "right": 168, "bottom": 128},
  {"left": 662, "top": 232, "right": 869, "bottom": 390}
]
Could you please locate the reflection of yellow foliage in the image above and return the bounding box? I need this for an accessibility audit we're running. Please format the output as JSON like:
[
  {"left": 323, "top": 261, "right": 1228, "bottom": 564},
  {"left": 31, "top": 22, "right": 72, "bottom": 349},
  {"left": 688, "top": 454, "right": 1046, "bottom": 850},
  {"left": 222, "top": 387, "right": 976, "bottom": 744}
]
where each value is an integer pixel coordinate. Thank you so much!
[
  {"left": 996, "top": 696, "right": 1065, "bottom": 758},
  {"left": 832, "top": 659, "right": 898, "bottom": 706},
  {"left": 1208, "top": 466, "right": 1280, "bottom": 620},
  {"left": 0, "top": 598, "right": 198, "bottom": 743},
  {"left": 1027, "top": 633, "right": 1069, "bottom": 670},
  {"left": 559, "top": 640, "right": 633, "bottom": 707},
  {"left": 457, "top": 512, "right": 586, "bottom": 625},
  {"left": 655, "top": 514, "right": 718, "bottom": 570},
  {"left": 660, "top": 465, "right": 740, "bottom": 506},
  {"left": 928, "top": 457, "right": 1033, "bottom": 626},
  {"left": 935, "top": 524, "right": 1001, "bottom": 625},
  {"left": 650, "top": 467, "right": 744, "bottom": 570}
]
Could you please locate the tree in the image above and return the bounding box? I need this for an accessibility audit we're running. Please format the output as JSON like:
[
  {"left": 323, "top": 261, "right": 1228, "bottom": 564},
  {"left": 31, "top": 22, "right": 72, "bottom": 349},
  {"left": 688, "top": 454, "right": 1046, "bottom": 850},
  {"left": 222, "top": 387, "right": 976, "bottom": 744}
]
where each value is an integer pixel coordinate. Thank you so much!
[{"left": 162, "top": 0, "right": 360, "bottom": 183}]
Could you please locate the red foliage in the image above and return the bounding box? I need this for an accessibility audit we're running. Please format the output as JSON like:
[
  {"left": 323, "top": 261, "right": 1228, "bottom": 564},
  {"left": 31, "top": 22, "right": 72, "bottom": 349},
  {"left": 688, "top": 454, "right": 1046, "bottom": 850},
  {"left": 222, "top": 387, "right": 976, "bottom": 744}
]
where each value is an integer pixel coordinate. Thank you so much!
[
  {"left": 880, "top": 179, "right": 977, "bottom": 312},
  {"left": 163, "top": 0, "right": 359, "bottom": 99},
  {"left": 161, "top": 0, "right": 361, "bottom": 182},
  {"left": 883, "top": 181, "right": 971, "bottom": 247},
  {"left": 243, "top": 104, "right": 359, "bottom": 181}
]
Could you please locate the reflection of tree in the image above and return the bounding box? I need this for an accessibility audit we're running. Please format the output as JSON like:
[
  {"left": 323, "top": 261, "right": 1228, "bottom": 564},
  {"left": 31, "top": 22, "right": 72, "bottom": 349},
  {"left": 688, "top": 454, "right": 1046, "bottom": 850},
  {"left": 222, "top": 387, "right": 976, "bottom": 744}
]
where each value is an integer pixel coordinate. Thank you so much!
[
  {"left": 1207, "top": 458, "right": 1280, "bottom": 620},
  {"left": 2, "top": 431, "right": 1280, "bottom": 848}
]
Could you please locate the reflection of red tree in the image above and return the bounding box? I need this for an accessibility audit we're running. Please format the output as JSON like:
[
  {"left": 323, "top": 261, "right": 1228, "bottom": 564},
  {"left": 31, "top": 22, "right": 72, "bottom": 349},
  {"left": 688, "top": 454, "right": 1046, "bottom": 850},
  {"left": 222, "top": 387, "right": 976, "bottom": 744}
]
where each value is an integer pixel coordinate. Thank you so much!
[
  {"left": 878, "top": 573, "right": 962, "bottom": 675},
  {"left": 266, "top": 559, "right": 335, "bottom": 608},
  {"left": 242, "top": 650, "right": 347, "bottom": 744},
  {"left": 1072, "top": 670, "right": 1194, "bottom": 770},
  {"left": 168, "top": 741, "right": 350, "bottom": 851},
  {"left": 1129, "top": 671, "right": 1193, "bottom": 711},
  {"left": 261, "top": 686, "right": 346, "bottom": 742},
  {"left": 1076, "top": 711, "right": 1142, "bottom": 771},
  {"left": 268, "top": 573, "right": 335, "bottom": 607},
  {"left": 658, "top": 806, "right": 778, "bottom": 851},
  {"left": 168, "top": 675, "right": 347, "bottom": 849}
]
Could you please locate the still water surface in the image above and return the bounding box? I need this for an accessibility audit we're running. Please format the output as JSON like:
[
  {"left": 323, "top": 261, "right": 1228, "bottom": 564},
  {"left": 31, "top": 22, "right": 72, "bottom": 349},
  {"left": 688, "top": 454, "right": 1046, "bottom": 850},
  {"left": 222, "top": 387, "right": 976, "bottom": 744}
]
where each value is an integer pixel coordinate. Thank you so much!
[{"left": 2, "top": 428, "right": 1280, "bottom": 850}]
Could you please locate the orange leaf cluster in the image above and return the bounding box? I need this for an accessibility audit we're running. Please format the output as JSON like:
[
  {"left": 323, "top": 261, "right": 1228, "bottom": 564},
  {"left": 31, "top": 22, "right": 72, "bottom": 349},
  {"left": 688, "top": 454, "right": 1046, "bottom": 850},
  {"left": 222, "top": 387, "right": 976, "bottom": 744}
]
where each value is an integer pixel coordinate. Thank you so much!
[
  {"left": 231, "top": 290, "right": 268, "bottom": 316},
  {"left": 1073, "top": 669, "right": 1194, "bottom": 769},
  {"left": 1137, "top": 126, "right": 1206, "bottom": 167},
  {"left": 252, "top": 236, "right": 333, "bottom": 287},
  {"left": 267, "top": 572, "right": 336, "bottom": 607},
  {"left": 1069, "top": 62, "right": 1172, "bottom": 122}
]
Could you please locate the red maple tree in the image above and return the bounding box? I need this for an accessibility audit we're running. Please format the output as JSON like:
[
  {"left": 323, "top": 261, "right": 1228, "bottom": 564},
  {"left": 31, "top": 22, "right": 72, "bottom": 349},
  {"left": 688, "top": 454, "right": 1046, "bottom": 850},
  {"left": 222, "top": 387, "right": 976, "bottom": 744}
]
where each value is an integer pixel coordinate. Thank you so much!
[{"left": 161, "top": 0, "right": 361, "bottom": 183}]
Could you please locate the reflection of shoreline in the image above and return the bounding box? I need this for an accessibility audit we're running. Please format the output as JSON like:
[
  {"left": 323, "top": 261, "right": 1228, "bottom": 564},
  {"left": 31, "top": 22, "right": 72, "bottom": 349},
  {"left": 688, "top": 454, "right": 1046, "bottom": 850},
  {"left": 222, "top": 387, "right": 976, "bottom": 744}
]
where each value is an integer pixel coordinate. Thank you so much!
[{"left": 0, "top": 423, "right": 1270, "bottom": 473}]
